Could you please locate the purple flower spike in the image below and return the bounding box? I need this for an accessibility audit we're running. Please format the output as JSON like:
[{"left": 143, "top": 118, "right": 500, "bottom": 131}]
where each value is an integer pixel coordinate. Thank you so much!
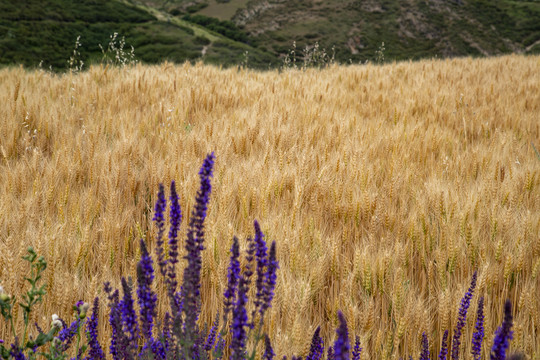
[
  {"left": 420, "top": 332, "right": 429, "bottom": 360},
  {"left": 153, "top": 184, "right": 168, "bottom": 278},
  {"left": 262, "top": 241, "right": 278, "bottom": 317},
  {"left": 254, "top": 220, "right": 268, "bottom": 318},
  {"left": 472, "top": 297, "right": 485, "bottom": 360},
  {"left": 223, "top": 236, "right": 241, "bottom": 324},
  {"left": 85, "top": 297, "right": 105, "bottom": 360},
  {"left": 120, "top": 277, "right": 139, "bottom": 353},
  {"left": 264, "top": 334, "right": 275, "bottom": 360},
  {"left": 168, "top": 181, "right": 182, "bottom": 289},
  {"left": 490, "top": 300, "right": 513, "bottom": 360},
  {"left": 57, "top": 318, "right": 80, "bottom": 351},
  {"left": 333, "top": 311, "right": 350, "bottom": 360},
  {"left": 104, "top": 284, "right": 129, "bottom": 360},
  {"left": 204, "top": 313, "right": 219, "bottom": 352},
  {"left": 327, "top": 346, "right": 334, "bottom": 360},
  {"left": 307, "top": 327, "right": 324, "bottom": 360},
  {"left": 438, "top": 330, "right": 449, "bottom": 360},
  {"left": 9, "top": 340, "right": 26, "bottom": 360},
  {"left": 451, "top": 271, "right": 477, "bottom": 360},
  {"left": 182, "top": 152, "right": 215, "bottom": 350},
  {"left": 231, "top": 270, "right": 249, "bottom": 360},
  {"left": 161, "top": 312, "right": 171, "bottom": 352},
  {"left": 352, "top": 336, "right": 362, "bottom": 360},
  {"left": 137, "top": 239, "right": 157, "bottom": 343},
  {"left": 214, "top": 332, "right": 225, "bottom": 359}
]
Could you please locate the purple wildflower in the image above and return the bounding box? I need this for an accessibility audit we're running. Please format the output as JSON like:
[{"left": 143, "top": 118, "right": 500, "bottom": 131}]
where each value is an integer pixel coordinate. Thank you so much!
[
  {"left": 490, "top": 300, "right": 513, "bottom": 360},
  {"left": 213, "top": 332, "right": 225, "bottom": 359},
  {"left": 333, "top": 311, "right": 350, "bottom": 360},
  {"left": 167, "top": 181, "right": 182, "bottom": 296},
  {"left": 181, "top": 152, "right": 215, "bottom": 351},
  {"left": 57, "top": 318, "right": 81, "bottom": 352},
  {"left": 34, "top": 322, "right": 43, "bottom": 334},
  {"left": 352, "top": 336, "right": 362, "bottom": 360},
  {"left": 104, "top": 283, "right": 129, "bottom": 360},
  {"left": 253, "top": 220, "right": 268, "bottom": 319},
  {"left": 151, "top": 338, "right": 166, "bottom": 360},
  {"left": 245, "top": 234, "right": 257, "bottom": 281},
  {"left": 451, "top": 271, "right": 477, "bottom": 360},
  {"left": 244, "top": 234, "right": 257, "bottom": 328},
  {"left": 327, "top": 346, "right": 334, "bottom": 360},
  {"left": 262, "top": 241, "right": 278, "bottom": 318},
  {"left": 439, "top": 330, "right": 449, "bottom": 360},
  {"left": 10, "top": 339, "right": 26, "bottom": 360},
  {"left": 307, "top": 326, "right": 324, "bottom": 360},
  {"left": 472, "top": 297, "right": 485, "bottom": 360},
  {"left": 161, "top": 312, "right": 171, "bottom": 352},
  {"left": 120, "top": 277, "right": 138, "bottom": 353},
  {"left": 264, "top": 334, "right": 275, "bottom": 360},
  {"left": 231, "top": 270, "right": 249, "bottom": 360},
  {"left": 137, "top": 239, "right": 157, "bottom": 344},
  {"left": 85, "top": 297, "right": 105, "bottom": 360},
  {"left": 153, "top": 183, "right": 167, "bottom": 278},
  {"left": 224, "top": 236, "right": 241, "bottom": 324},
  {"left": 204, "top": 313, "right": 219, "bottom": 352},
  {"left": 420, "top": 332, "right": 429, "bottom": 360}
]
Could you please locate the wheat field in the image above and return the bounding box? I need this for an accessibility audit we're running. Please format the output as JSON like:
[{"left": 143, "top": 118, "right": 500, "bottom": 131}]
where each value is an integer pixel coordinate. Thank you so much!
[{"left": 0, "top": 55, "right": 539, "bottom": 359}]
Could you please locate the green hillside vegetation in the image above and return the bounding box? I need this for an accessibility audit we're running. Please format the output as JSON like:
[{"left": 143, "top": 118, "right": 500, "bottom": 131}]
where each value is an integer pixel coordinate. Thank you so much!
[
  {"left": 1, "top": 0, "right": 539, "bottom": 70},
  {"left": 231, "top": 0, "right": 540, "bottom": 63},
  {"left": 0, "top": 0, "right": 275, "bottom": 70},
  {"left": 182, "top": 14, "right": 249, "bottom": 43}
]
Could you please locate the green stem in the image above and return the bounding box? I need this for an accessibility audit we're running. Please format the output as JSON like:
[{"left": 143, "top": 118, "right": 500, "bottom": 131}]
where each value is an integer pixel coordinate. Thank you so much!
[
  {"left": 9, "top": 308, "right": 17, "bottom": 347},
  {"left": 247, "top": 319, "right": 264, "bottom": 360},
  {"left": 75, "top": 325, "right": 81, "bottom": 359}
]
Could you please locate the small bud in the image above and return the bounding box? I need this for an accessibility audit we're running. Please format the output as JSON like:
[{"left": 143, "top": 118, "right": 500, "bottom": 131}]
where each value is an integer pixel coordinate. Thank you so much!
[
  {"left": 79, "top": 302, "right": 90, "bottom": 319},
  {"left": 51, "top": 314, "right": 62, "bottom": 329},
  {"left": 0, "top": 286, "right": 10, "bottom": 302},
  {"left": 52, "top": 337, "right": 61, "bottom": 348}
]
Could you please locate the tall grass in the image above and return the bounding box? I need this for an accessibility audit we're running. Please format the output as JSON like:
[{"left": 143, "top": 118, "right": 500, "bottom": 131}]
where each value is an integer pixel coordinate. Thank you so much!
[{"left": 0, "top": 55, "right": 538, "bottom": 358}]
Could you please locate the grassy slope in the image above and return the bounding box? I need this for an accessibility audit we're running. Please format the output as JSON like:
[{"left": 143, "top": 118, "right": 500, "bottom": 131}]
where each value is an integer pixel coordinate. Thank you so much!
[
  {"left": 0, "top": 0, "right": 275, "bottom": 70},
  {"left": 121, "top": 0, "right": 277, "bottom": 67},
  {"left": 232, "top": 0, "right": 540, "bottom": 63},
  {"left": 0, "top": 0, "right": 539, "bottom": 69},
  {"left": 198, "top": 0, "right": 251, "bottom": 20}
]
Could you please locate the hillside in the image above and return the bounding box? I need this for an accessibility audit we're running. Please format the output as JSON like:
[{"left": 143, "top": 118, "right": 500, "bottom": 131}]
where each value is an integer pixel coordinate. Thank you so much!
[
  {"left": 232, "top": 0, "right": 540, "bottom": 62},
  {"left": 0, "top": 0, "right": 275, "bottom": 70},
  {"left": 1, "top": 0, "right": 539, "bottom": 68}
]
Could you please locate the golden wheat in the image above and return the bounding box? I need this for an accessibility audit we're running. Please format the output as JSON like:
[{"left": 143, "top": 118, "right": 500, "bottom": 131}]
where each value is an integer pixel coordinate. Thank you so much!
[{"left": 0, "top": 55, "right": 539, "bottom": 359}]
